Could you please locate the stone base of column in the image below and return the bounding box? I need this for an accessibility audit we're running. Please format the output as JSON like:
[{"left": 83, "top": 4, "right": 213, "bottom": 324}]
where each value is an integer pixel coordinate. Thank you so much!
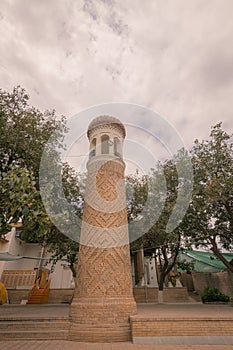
[
  {"left": 69, "top": 322, "right": 132, "bottom": 342},
  {"left": 69, "top": 297, "right": 137, "bottom": 342}
]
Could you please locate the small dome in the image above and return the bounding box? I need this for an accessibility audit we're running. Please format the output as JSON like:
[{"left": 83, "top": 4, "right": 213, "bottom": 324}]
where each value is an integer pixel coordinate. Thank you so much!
[{"left": 87, "top": 115, "right": 126, "bottom": 139}]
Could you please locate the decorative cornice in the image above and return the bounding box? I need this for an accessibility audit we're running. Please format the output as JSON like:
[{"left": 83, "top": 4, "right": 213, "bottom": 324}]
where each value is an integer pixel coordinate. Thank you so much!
[{"left": 87, "top": 115, "right": 126, "bottom": 139}]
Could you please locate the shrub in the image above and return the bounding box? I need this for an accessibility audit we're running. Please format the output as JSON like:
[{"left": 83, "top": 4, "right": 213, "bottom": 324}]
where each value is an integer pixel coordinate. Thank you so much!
[{"left": 201, "top": 286, "right": 230, "bottom": 303}]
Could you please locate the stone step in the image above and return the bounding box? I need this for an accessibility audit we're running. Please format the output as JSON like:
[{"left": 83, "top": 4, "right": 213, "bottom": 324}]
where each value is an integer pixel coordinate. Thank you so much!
[
  {"left": 0, "top": 319, "right": 69, "bottom": 331},
  {"left": 0, "top": 317, "right": 70, "bottom": 340},
  {"left": 0, "top": 330, "right": 69, "bottom": 341}
]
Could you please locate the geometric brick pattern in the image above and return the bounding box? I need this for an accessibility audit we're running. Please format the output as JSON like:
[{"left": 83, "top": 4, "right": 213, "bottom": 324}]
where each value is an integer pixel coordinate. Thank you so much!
[
  {"left": 95, "top": 160, "right": 124, "bottom": 201},
  {"left": 74, "top": 245, "right": 132, "bottom": 298},
  {"left": 69, "top": 152, "right": 137, "bottom": 341},
  {"left": 84, "top": 159, "right": 126, "bottom": 213},
  {"left": 83, "top": 204, "right": 128, "bottom": 228}
]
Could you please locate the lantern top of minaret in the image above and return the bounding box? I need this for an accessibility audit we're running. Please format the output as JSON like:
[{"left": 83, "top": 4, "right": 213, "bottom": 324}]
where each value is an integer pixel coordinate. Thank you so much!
[{"left": 87, "top": 115, "right": 126, "bottom": 139}]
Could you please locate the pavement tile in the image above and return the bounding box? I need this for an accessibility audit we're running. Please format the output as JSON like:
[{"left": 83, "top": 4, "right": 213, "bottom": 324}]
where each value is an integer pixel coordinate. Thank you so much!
[{"left": 1, "top": 342, "right": 233, "bottom": 350}]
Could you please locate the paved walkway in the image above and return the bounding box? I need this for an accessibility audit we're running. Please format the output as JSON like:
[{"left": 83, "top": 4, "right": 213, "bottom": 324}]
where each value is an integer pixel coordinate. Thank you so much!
[
  {"left": 136, "top": 302, "right": 233, "bottom": 318},
  {"left": 0, "top": 303, "right": 233, "bottom": 349},
  {"left": 1, "top": 302, "right": 232, "bottom": 319},
  {"left": 0, "top": 303, "right": 69, "bottom": 319},
  {"left": 0, "top": 341, "right": 233, "bottom": 350}
]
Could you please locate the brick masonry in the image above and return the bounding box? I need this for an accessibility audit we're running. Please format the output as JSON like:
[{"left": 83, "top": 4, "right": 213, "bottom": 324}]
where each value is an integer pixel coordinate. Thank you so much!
[
  {"left": 133, "top": 287, "right": 190, "bottom": 303},
  {"left": 130, "top": 303, "right": 233, "bottom": 344},
  {"left": 131, "top": 318, "right": 233, "bottom": 337},
  {"left": 69, "top": 118, "right": 137, "bottom": 342}
]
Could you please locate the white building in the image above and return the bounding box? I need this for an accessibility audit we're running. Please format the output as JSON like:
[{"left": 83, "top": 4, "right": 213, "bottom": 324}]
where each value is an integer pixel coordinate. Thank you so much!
[{"left": 0, "top": 225, "right": 74, "bottom": 290}]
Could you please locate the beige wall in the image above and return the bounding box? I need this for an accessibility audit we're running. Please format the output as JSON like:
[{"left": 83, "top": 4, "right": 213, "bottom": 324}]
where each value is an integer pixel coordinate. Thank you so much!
[
  {"left": 191, "top": 271, "right": 233, "bottom": 299},
  {"left": 133, "top": 287, "right": 189, "bottom": 303}
]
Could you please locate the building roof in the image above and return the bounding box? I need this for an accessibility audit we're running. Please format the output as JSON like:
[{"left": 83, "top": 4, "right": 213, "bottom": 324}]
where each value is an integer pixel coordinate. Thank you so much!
[
  {"left": 180, "top": 250, "right": 233, "bottom": 273},
  {"left": 87, "top": 115, "right": 126, "bottom": 139}
]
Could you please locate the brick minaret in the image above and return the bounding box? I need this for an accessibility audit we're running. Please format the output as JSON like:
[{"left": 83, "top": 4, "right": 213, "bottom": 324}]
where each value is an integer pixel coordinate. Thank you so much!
[{"left": 69, "top": 116, "right": 137, "bottom": 342}]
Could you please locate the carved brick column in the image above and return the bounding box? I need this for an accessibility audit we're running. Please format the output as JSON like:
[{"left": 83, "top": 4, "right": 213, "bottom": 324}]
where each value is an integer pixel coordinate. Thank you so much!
[{"left": 69, "top": 117, "right": 137, "bottom": 342}]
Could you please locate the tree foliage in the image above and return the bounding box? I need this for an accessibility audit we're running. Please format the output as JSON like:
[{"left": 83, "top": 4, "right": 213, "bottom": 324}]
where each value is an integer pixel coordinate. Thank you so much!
[
  {"left": 0, "top": 86, "right": 67, "bottom": 235},
  {"left": 128, "top": 159, "right": 184, "bottom": 292},
  {"left": 0, "top": 86, "right": 81, "bottom": 274},
  {"left": 182, "top": 123, "right": 233, "bottom": 272},
  {"left": 0, "top": 164, "right": 51, "bottom": 240},
  {"left": 46, "top": 231, "right": 79, "bottom": 278},
  {"left": 0, "top": 86, "right": 66, "bottom": 186},
  {"left": 142, "top": 159, "right": 183, "bottom": 291},
  {"left": 128, "top": 123, "right": 233, "bottom": 283}
]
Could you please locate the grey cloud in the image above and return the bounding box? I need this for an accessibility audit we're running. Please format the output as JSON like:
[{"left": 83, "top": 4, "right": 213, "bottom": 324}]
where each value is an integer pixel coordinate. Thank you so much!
[
  {"left": 100, "top": 0, "right": 116, "bottom": 5},
  {"left": 82, "top": 0, "right": 129, "bottom": 37},
  {"left": 106, "top": 12, "right": 129, "bottom": 36},
  {"left": 83, "top": 0, "right": 99, "bottom": 21},
  {"left": 200, "top": 49, "right": 233, "bottom": 89},
  {"left": 0, "top": 0, "right": 232, "bottom": 152}
]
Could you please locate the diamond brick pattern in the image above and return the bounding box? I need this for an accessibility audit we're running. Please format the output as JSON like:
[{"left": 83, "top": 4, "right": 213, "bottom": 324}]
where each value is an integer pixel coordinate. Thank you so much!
[
  {"left": 74, "top": 245, "right": 132, "bottom": 298},
  {"left": 69, "top": 137, "right": 137, "bottom": 342},
  {"left": 83, "top": 204, "right": 128, "bottom": 228}
]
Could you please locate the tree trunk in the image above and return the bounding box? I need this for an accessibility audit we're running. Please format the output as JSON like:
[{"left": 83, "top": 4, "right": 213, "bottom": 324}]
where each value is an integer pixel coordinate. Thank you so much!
[
  {"left": 70, "top": 262, "right": 77, "bottom": 278},
  {"left": 158, "top": 289, "right": 163, "bottom": 303},
  {"left": 197, "top": 224, "right": 233, "bottom": 273},
  {"left": 157, "top": 241, "right": 181, "bottom": 303},
  {"left": 157, "top": 257, "right": 167, "bottom": 303},
  {"left": 210, "top": 238, "right": 233, "bottom": 273}
]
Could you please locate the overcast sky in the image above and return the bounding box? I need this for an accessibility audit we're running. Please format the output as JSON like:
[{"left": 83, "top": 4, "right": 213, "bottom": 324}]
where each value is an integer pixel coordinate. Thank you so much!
[{"left": 1, "top": 0, "right": 233, "bottom": 170}]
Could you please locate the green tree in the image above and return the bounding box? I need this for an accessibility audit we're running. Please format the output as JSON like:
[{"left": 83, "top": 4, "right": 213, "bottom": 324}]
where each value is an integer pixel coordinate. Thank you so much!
[
  {"left": 128, "top": 123, "right": 233, "bottom": 290},
  {"left": 0, "top": 164, "right": 51, "bottom": 239},
  {"left": 0, "top": 87, "right": 82, "bottom": 276},
  {"left": 128, "top": 158, "right": 188, "bottom": 301},
  {"left": 46, "top": 231, "right": 79, "bottom": 278},
  {"left": 144, "top": 159, "right": 183, "bottom": 299},
  {"left": 0, "top": 86, "right": 66, "bottom": 238},
  {"left": 182, "top": 123, "right": 233, "bottom": 272},
  {"left": 0, "top": 86, "right": 66, "bottom": 187},
  {"left": 126, "top": 171, "right": 148, "bottom": 223},
  {"left": 44, "top": 164, "right": 85, "bottom": 276}
]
